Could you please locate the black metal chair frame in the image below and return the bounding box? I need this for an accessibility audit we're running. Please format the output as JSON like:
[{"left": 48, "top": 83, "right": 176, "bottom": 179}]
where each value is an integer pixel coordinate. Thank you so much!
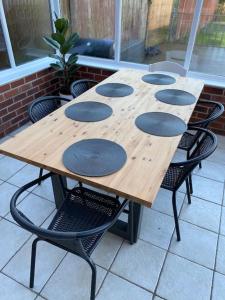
[
  {"left": 10, "top": 173, "right": 128, "bottom": 300},
  {"left": 70, "top": 79, "right": 98, "bottom": 98},
  {"left": 28, "top": 96, "right": 71, "bottom": 184},
  {"left": 162, "top": 127, "right": 217, "bottom": 241},
  {"left": 178, "top": 100, "right": 224, "bottom": 192}
]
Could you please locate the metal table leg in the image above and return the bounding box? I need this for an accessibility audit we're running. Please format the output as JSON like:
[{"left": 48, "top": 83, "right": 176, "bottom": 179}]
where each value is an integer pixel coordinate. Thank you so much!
[{"left": 51, "top": 175, "right": 143, "bottom": 243}]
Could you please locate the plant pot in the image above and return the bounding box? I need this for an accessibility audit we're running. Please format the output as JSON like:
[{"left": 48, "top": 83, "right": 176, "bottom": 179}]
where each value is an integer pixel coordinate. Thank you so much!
[{"left": 59, "top": 91, "right": 73, "bottom": 105}]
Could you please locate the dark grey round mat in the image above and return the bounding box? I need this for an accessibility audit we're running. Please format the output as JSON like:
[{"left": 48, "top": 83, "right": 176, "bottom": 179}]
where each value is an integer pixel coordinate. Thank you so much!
[
  {"left": 142, "top": 74, "right": 176, "bottom": 85},
  {"left": 96, "top": 83, "right": 134, "bottom": 97},
  {"left": 135, "top": 112, "right": 187, "bottom": 137},
  {"left": 65, "top": 101, "right": 113, "bottom": 122},
  {"left": 155, "top": 89, "right": 196, "bottom": 105},
  {"left": 63, "top": 139, "right": 127, "bottom": 177}
]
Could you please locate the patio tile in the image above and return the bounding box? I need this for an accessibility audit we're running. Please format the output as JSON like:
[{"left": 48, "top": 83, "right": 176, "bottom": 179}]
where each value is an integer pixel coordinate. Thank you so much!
[
  {"left": 96, "top": 272, "right": 153, "bottom": 300},
  {"left": 41, "top": 253, "right": 107, "bottom": 300},
  {"left": 156, "top": 253, "right": 213, "bottom": 300},
  {"left": 171, "top": 149, "right": 186, "bottom": 163},
  {"left": 8, "top": 164, "right": 42, "bottom": 189},
  {"left": 212, "top": 272, "right": 225, "bottom": 300},
  {"left": 180, "top": 196, "right": 221, "bottom": 232},
  {"left": 169, "top": 220, "right": 217, "bottom": 269},
  {"left": 111, "top": 240, "right": 166, "bottom": 292},
  {"left": 220, "top": 207, "right": 225, "bottom": 236},
  {"left": 0, "top": 181, "right": 28, "bottom": 217},
  {"left": 193, "top": 160, "right": 225, "bottom": 182},
  {"left": 216, "top": 134, "right": 225, "bottom": 149},
  {"left": 179, "top": 175, "right": 224, "bottom": 205},
  {"left": 0, "top": 156, "right": 26, "bottom": 181},
  {"left": 3, "top": 237, "right": 66, "bottom": 292},
  {"left": 7, "top": 193, "right": 55, "bottom": 226},
  {"left": 92, "top": 232, "right": 123, "bottom": 269},
  {"left": 152, "top": 189, "right": 185, "bottom": 217},
  {"left": 0, "top": 219, "right": 30, "bottom": 269},
  {"left": 215, "top": 235, "right": 225, "bottom": 275},
  {"left": 66, "top": 178, "right": 78, "bottom": 189},
  {"left": 140, "top": 209, "right": 175, "bottom": 250},
  {"left": 32, "top": 178, "right": 55, "bottom": 202},
  {"left": 0, "top": 272, "right": 36, "bottom": 300},
  {"left": 207, "top": 147, "right": 225, "bottom": 165}
]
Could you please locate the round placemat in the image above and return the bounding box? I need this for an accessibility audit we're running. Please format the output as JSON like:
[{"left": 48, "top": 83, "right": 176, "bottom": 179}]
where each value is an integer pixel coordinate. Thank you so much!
[
  {"left": 96, "top": 83, "right": 134, "bottom": 97},
  {"left": 135, "top": 112, "right": 187, "bottom": 137},
  {"left": 63, "top": 139, "right": 127, "bottom": 177},
  {"left": 155, "top": 89, "right": 196, "bottom": 105},
  {"left": 65, "top": 101, "right": 113, "bottom": 122},
  {"left": 142, "top": 74, "right": 176, "bottom": 85}
]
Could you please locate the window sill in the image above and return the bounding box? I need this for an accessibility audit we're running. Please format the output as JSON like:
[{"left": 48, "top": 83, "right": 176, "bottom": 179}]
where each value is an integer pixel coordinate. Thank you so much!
[{"left": 0, "top": 55, "right": 225, "bottom": 90}]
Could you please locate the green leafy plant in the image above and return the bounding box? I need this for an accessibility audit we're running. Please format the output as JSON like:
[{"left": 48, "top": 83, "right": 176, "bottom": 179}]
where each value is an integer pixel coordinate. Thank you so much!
[{"left": 43, "top": 16, "right": 79, "bottom": 94}]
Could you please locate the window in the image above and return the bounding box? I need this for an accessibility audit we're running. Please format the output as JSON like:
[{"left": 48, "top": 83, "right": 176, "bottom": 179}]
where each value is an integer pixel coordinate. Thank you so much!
[
  {"left": 2, "top": 0, "right": 53, "bottom": 66},
  {"left": 0, "top": 20, "right": 9, "bottom": 70},
  {"left": 61, "top": 0, "right": 115, "bottom": 59},
  {"left": 121, "top": 0, "right": 196, "bottom": 66},
  {"left": 190, "top": 0, "right": 225, "bottom": 76}
]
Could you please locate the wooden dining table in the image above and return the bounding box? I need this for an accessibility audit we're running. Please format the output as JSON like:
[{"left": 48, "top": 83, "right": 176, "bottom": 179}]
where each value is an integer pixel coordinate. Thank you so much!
[{"left": 0, "top": 69, "right": 204, "bottom": 243}]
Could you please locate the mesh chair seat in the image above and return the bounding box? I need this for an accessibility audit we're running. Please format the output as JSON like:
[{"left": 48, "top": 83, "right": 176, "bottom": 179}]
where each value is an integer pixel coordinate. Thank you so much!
[
  {"left": 161, "top": 165, "right": 186, "bottom": 191},
  {"left": 70, "top": 79, "right": 98, "bottom": 98},
  {"left": 178, "top": 132, "right": 196, "bottom": 151},
  {"left": 48, "top": 186, "right": 121, "bottom": 255}
]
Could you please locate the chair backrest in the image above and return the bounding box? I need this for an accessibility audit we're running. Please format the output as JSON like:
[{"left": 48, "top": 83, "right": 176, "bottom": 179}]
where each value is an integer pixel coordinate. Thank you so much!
[
  {"left": 149, "top": 61, "right": 187, "bottom": 77},
  {"left": 70, "top": 79, "right": 98, "bottom": 98},
  {"left": 190, "top": 100, "right": 224, "bottom": 128},
  {"left": 28, "top": 96, "right": 70, "bottom": 123},
  {"left": 171, "top": 127, "right": 217, "bottom": 188}
]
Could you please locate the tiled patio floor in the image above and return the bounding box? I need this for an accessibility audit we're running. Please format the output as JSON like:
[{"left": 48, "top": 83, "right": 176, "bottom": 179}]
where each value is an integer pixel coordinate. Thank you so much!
[{"left": 0, "top": 124, "right": 224, "bottom": 300}]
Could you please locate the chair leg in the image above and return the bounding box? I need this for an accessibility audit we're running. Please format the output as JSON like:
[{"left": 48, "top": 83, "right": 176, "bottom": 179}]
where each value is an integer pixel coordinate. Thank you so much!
[
  {"left": 188, "top": 174, "right": 193, "bottom": 195},
  {"left": 29, "top": 238, "right": 40, "bottom": 288},
  {"left": 172, "top": 192, "right": 181, "bottom": 241},
  {"left": 185, "top": 178, "right": 192, "bottom": 205},
  {"left": 86, "top": 258, "right": 97, "bottom": 300},
  {"left": 199, "top": 161, "right": 202, "bottom": 169},
  {"left": 128, "top": 201, "right": 134, "bottom": 245},
  {"left": 38, "top": 168, "right": 43, "bottom": 185}
]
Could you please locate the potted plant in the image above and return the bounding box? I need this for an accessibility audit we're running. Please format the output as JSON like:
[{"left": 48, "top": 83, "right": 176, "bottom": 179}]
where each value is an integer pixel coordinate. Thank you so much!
[{"left": 43, "top": 16, "right": 79, "bottom": 98}]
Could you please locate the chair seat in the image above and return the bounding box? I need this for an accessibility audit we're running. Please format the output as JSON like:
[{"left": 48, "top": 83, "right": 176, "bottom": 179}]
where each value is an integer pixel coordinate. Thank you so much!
[
  {"left": 48, "top": 186, "right": 121, "bottom": 255},
  {"left": 161, "top": 165, "right": 185, "bottom": 191},
  {"left": 178, "top": 132, "right": 196, "bottom": 151}
]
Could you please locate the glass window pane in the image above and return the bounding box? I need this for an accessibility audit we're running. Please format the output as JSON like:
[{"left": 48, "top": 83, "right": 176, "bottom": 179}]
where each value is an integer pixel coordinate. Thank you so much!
[
  {"left": 0, "top": 21, "right": 10, "bottom": 70},
  {"left": 121, "top": 0, "right": 196, "bottom": 65},
  {"left": 61, "top": 0, "right": 115, "bottom": 59},
  {"left": 3, "top": 0, "right": 53, "bottom": 66},
  {"left": 190, "top": 0, "right": 225, "bottom": 76}
]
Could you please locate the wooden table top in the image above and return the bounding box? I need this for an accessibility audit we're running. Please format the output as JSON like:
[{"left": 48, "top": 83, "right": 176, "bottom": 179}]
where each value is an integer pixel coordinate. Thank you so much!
[{"left": 0, "top": 69, "right": 204, "bottom": 207}]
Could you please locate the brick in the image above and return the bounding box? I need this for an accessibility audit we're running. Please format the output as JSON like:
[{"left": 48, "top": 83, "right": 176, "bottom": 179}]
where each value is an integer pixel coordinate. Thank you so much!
[
  {"left": 78, "top": 66, "right": 88, "bottom": 72},
  {"left": 79, "top": 72, "right": 95, "bottom": 80},
  {"left": 101, "top": 69, "right": 116, "bottom": 76},
  {"left": 10, "top": 78, "right": 25, "bottom": 88},
  {"left": 7, "top": 102, "right": 22, "bottom": 112},
  {"left": 32, "top": 78, "right": 43, "bottom": 87},
  {"left": 199, "top": 93, "right": 211, "bottom": 100},
  {"left": 39, "top": 82, "right": 50, "bottom": 90},
  {"left": 2, "top": 111, "right": 16, "bottom": 122},
  {"left": 1, "top": 99, "right": 13, "bottom": 109},
  {"left": 4, "top": 124, "right": 18, "bottom": 134},
  {"left": 27, "top": 86, "right": 39, "bottom": 96},
  {"left": 204, "top": 86, "right": 223, "bottom": 95},
  {"left": 25, "top": 73, "right": 37, "bottom": 82},
  {"left": 0, "top": 108, "right": 8, "bottom": 117},
  {"left": 4, "top": 88, "right": 19, "bottom": 99},
  {"left": 37, "top": 69, "right": 49, "bottom": 78},
  {"left": 11, "top": 114, "right": 24, "bottom": 125},
  {"left": 94, "top": 74, "right": 107, "bottom": 82},
  {"left": 87, "top": 67, "right": 102, "bottom": 74},
  {"left": 21, "top": 96, "right": 34, "bottom": 106},
  {"left": 18, "top": 83, "right": 32, "bottom": 93},
  {"left": 0, "top": 84, "right": 10, "bottom": 93},
  {"left": 14, "top": 92, "right": 27, "bottom": 102}
]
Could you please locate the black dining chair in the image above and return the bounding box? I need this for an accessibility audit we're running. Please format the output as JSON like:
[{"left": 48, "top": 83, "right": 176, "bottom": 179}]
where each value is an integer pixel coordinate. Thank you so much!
[
  {"left": 161, "top": 127, "right": 217, "bottom": 241},
  {"left": 28, "top": 96, "right": 71, "bottom": 183},
  {"left": 178, "top": 100, "right": 223, "bottom": 193},
  {"left": 70, "top": 79, "right": 98, "bottom": 98},
  {"left": 10, "top": 172, "right": 128, "bottom": 300}
]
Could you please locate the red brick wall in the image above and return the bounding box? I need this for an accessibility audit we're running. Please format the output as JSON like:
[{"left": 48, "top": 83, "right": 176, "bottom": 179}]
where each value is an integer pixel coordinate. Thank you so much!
[{"left": 0, "top": 65, "right": 225, "bottom": 137}]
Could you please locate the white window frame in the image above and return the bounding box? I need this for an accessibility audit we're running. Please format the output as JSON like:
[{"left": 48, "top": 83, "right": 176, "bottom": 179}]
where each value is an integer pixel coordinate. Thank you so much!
[{"left": 1, "top": 0, "right": 225, "bottom": 88}]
